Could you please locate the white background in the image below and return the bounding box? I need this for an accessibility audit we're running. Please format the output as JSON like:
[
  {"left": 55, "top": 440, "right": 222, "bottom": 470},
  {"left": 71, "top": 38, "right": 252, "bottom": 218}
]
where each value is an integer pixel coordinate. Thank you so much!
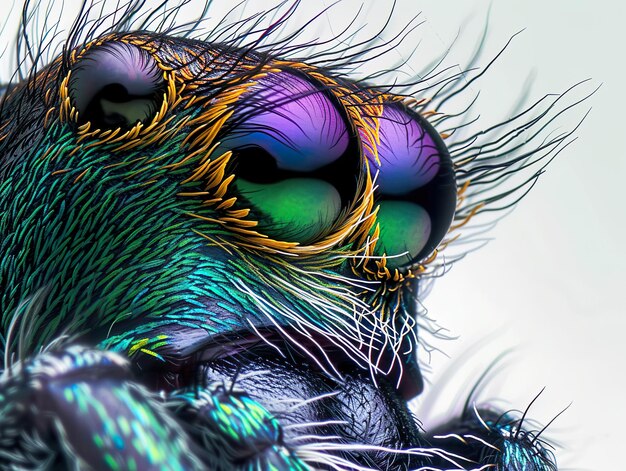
[
  {"left": 1, "top": 1, "right": 622, "bottom": 470},
  {"left": 410, "top": 3, "right": 623, "bottom": 471}
]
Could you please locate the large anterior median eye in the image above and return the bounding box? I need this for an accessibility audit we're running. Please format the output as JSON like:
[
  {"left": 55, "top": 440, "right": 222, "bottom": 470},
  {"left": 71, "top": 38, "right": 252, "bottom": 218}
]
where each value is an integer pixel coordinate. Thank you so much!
[
  {"left": 219, "top": 71, "right": 358, "bottom": 244},
  {"left": 68, "top": 42, "right": 166, "bottom": 130},
  {"left": 368, "top": 104, "right": 456, "bottom": 268}
]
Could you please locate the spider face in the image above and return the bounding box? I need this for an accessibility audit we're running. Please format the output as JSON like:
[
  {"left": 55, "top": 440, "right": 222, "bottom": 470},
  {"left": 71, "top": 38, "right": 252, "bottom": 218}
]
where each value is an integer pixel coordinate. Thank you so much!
[
  {"left": 0, "top": 3, "right": 587, "bottom": 468},
  {"left": 0, "top": 32, "right": 460, "bottom": 468}
]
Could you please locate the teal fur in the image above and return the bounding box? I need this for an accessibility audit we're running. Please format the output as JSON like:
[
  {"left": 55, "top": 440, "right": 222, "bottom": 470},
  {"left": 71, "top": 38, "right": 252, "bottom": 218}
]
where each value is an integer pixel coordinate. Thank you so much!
[
  {"left": 0, "top": 121, "right": 308, "bottom": 351},
  {"left": 0, "top": 346, "right": 204, "bottom": 469},
  {"left": 0, "top": 109, "right": 387, "bottom": 370},
  {"left": 171, "top": 388, "right": 309, "bottom": 470}
]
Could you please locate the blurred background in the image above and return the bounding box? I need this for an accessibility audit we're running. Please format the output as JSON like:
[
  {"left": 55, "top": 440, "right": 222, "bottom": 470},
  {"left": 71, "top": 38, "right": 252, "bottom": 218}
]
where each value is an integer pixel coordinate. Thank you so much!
[
  {"left": 1, "top": 1, "right": 621, "bottom": 469},
  {"left": 408, "top": 3, "right": 622, "bottom": 471}
]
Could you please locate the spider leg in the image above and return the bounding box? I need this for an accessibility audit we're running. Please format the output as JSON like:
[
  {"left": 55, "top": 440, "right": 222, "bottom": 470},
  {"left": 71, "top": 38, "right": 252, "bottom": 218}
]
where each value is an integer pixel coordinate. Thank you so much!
[
  {"left": 0, "top": 346, "right": 205, "bottom": 470},
  {"left": 167, "top": 386, "right": 309, "bottom": 471},
  {"left": 425, "top": 407, "right": 559, "bottom": 470}
]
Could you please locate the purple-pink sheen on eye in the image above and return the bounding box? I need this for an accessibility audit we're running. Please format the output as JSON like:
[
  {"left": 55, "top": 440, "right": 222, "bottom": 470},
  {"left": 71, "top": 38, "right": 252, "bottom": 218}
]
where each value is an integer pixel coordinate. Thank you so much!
[
  {"left": 371, "top": 106, "right": 441, "bottom": 195},
  {"left": 221, "top": 72, "right": 349, "bottom": 172}
]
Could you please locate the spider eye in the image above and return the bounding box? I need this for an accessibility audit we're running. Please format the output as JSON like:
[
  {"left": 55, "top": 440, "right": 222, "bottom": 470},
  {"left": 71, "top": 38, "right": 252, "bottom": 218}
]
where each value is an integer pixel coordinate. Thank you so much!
[
  {"left": 369, "top": 105, "right": 457, "bottom": 268},
  {"left": 220, "top": 71, "right": 358, "bottom": 244},
  {"left": 69, "top": 42, "right": 166, "bottom": 130}
]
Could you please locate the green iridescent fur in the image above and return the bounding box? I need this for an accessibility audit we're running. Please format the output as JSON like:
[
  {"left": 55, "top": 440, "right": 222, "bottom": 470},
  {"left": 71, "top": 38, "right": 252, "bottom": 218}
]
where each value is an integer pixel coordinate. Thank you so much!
[
  {"left": 0, "top": 108, "right": 392, "bottom": 373},
  {"left": 1, "top": 113, "right": 229, "bottom": 353}
]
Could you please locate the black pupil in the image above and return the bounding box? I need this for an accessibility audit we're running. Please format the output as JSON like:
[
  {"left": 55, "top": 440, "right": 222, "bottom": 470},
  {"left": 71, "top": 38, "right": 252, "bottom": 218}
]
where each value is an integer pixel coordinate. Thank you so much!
[
  {"left": 84, "top": 83, "right": 157, "bottom": 129},
  {"left": 234, "top": 145, "right": 359, "bottom": 206}
]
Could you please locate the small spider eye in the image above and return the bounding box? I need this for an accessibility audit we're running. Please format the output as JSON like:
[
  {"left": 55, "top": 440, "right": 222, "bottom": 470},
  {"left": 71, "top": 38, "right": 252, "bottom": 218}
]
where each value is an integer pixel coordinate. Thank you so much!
[
  {"left": 69, "top": 42, "right": 166, "bottom": 130},
  {"left": 369, "top": 105, "right": 456, "bottom": 268}
]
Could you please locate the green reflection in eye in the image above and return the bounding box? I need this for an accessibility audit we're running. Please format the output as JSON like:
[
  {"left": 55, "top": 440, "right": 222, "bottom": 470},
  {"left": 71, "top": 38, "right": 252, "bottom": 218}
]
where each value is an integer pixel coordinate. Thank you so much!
[
  {"left": 375, "top": 200, "right": 432, "bottom": 268},
  {"left": 236, "top": 178, "right": 342, "bottom": 243}
]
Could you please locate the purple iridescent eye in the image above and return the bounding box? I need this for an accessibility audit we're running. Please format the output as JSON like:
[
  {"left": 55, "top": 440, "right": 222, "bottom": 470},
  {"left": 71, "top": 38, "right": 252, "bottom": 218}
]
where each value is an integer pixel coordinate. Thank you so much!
[
  {"left": 370, "top": 104, "right": 456, "bottom": 268},
  {"left": 69, "top": 42, "right": 165, "bottom": 130},
  {"left": 219, "top": 71, "right": 359, "bottom": 244}
]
